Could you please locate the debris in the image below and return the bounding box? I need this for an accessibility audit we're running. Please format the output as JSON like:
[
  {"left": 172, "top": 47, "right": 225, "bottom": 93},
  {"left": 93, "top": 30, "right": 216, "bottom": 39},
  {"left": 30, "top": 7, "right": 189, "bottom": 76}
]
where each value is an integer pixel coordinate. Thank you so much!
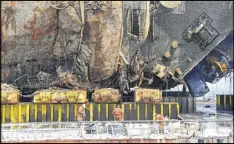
[
  {"left": 49, "top": 66, "right": 82, "bottom": 89},
  {"left": 118, "top": 67, "right": 129, "bottom": 94},
  {"left": 1, "top": 83, "right": 20, "bottom": 104},
  {"left": 37, "top": 71, "right": 53, "bottom": 80},
  {"left": 48, "top": 87, "right": 67, "bottom": 90},
  {"left": 1, "top": 83, "right": 19, "bottom": 92}
]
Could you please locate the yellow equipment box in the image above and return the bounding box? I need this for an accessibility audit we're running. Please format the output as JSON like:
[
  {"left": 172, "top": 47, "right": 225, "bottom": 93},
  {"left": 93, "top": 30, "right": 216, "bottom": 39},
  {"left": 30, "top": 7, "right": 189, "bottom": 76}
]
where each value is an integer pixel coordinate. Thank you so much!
[
  {"left": 33, "top": 90, "right": 87, "bottom": 103},
  {"left": 135, "top": 88, "right": 162, "bottom": 103},
  {"left": 1, "top": 91, "right": 20, "bottom": 104},
  {"left": 92, "top": 88, "right": 120, "bottom": 103}
]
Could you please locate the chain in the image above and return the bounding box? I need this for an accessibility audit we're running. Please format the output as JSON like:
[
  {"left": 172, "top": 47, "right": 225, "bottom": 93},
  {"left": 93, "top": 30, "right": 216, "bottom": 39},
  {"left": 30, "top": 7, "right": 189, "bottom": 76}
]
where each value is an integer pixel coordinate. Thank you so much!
[{"left": 20, "top": 94, "right": 34, "bottom": 98}]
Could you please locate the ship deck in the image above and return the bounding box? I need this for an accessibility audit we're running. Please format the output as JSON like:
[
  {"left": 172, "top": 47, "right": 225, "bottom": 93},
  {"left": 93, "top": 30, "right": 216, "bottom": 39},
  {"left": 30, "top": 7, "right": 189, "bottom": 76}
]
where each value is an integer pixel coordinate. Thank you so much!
[{"left": 1, "top": 116, "right": 233, "bottom": 143}]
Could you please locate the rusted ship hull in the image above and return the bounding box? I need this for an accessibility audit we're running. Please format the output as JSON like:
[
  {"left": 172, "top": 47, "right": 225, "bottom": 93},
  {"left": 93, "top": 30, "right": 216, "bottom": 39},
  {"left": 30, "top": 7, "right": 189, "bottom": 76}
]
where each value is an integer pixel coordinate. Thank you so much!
[
  {"left": 5, "top": 139, "right": 177, "bottom": 143},
  {"left": 1, "top": 1, "right": 233, "bottom": 97}
]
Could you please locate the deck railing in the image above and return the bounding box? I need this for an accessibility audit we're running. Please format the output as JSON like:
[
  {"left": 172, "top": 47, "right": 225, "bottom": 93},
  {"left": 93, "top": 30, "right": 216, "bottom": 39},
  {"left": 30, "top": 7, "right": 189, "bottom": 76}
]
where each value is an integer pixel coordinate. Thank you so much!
[{"left": 1, "top": 120, "right": 233, "bottom": 142}]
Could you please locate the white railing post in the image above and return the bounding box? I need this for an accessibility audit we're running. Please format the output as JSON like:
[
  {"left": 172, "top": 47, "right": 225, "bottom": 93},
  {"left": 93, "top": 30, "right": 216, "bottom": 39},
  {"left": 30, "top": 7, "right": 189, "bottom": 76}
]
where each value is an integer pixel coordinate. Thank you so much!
[
  {"left": 179, "top": 121, "right": 181, "bottom": 134},
  {"left": 170, "top": 120, "right": 172, "bottom": 136},
  {"left": 16, "top": 126, "right": 19, "bottom": 141},
  {"left": 33, "top": 123, "right": 36, "bottom": 140}
]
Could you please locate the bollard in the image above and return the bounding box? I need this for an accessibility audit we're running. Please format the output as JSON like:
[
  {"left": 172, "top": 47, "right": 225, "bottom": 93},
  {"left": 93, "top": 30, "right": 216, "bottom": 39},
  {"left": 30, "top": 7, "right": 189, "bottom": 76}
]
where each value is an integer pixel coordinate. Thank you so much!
[
  {"left": 164, "top": 40, "right": 178, "bottom": 60},
  {"left": 170, "top": 40, "right": 178, "bottom": 55}
]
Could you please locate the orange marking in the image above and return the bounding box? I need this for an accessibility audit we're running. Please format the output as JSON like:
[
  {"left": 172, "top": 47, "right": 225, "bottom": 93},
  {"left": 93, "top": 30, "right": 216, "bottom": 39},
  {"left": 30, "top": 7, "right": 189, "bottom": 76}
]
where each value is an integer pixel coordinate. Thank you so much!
[
  {"left": 32, "top": 28, "right": 42, "bottom": 40},
  {"left": 8, "top": 1, "right": 16, "bottom": 7},
  {"left": 24, "top": 13, "right": 57, "bottom": 40}
]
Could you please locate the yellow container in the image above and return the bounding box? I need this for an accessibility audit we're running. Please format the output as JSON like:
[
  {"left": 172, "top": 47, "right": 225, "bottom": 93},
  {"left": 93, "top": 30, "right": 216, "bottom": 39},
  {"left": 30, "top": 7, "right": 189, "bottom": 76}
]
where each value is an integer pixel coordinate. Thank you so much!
[
  {"left": 92, "top": 88, "right": 120, "bottom": 103},
  {"left": 65, "top": 90, "right": 87, "bottom": 103},
  {"left": 135, "top": 88, "right": 162, "bottom": 103},
  {"left": 33, "top": 90, "right": 87, "bottom": 103},
  {"left": 50, "top": 91, "right": 60, "bottom": 103},
  {"left": 152, "top": 64, "right": 167, "bottom": 78},
  {"left": 33, "top": 91, "right": 51, "bottom": 103},
  {"left": 1, "top": 91, "right": 20, "bottom": 104}
]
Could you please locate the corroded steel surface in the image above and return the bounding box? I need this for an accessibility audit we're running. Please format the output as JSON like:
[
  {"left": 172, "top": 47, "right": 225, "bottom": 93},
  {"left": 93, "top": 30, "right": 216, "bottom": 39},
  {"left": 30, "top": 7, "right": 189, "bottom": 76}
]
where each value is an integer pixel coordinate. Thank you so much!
[
  {"left": 84, "top": 2, "right": 123, "bottom": 82},
  {"left": 1, "top": 1, "right": 84, "bottom": 83},
  {"left": 1, "top": 1, "right": 82, "bottom": 63}
]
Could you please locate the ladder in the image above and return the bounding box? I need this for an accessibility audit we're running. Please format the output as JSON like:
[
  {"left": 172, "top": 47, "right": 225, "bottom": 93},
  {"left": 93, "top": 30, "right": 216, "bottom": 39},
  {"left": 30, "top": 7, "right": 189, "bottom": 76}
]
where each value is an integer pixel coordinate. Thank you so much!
[{"left": 139, "top": 2, "right": 147, "bottom": 41}]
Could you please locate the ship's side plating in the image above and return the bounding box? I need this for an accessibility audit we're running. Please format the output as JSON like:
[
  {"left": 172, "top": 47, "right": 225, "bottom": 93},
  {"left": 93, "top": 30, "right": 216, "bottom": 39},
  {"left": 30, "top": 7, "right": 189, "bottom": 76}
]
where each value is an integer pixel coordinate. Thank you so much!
[{"left": 1, "top": 1, "right": 233, "bottom": 99}]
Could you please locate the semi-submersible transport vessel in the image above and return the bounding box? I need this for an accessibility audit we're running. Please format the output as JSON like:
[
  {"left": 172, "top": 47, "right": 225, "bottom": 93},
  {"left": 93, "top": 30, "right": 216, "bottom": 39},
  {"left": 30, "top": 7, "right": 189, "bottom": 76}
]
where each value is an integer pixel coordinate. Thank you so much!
[{"left": 1, "top": 1, "right": 233, "bottom": 143}]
